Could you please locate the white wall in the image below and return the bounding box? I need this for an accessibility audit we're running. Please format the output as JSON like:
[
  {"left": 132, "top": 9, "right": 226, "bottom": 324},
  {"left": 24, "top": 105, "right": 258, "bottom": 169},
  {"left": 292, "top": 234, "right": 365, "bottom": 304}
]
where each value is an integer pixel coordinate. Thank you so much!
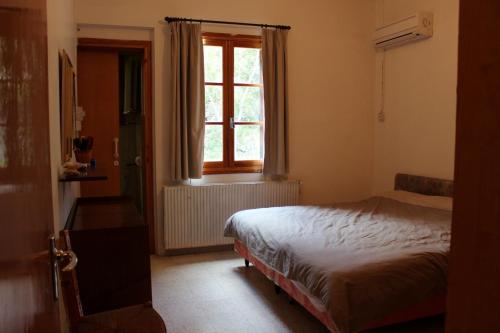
[
  {"left": 372, "top": 0, "right": 459, "bottom": 193},
  {"left": 47, "top": 4, "right": 77, "bottom": 329},
  {"left": 47, "top": 0, "right": 79, "bottom": 231},
  {"left": 75, "top": 0, "right": 377, "bottom": 253}
]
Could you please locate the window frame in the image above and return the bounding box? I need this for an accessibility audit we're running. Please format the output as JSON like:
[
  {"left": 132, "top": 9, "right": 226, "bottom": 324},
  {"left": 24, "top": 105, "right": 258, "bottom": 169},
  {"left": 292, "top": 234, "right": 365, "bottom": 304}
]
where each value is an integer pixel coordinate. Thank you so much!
[{"left": 202, "top": 33, "right": 263, "bottom": 175}]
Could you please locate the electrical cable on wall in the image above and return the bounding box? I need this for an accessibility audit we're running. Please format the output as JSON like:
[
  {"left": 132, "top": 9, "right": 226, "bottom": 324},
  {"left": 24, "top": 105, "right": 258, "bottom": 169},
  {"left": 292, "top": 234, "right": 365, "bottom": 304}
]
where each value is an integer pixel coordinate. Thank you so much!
[
  {"left": 377, "top": 1, "right": 386, "bottom": 123},
  {"left": 378, "top": 50, "right": 386, "bottom": 122}
]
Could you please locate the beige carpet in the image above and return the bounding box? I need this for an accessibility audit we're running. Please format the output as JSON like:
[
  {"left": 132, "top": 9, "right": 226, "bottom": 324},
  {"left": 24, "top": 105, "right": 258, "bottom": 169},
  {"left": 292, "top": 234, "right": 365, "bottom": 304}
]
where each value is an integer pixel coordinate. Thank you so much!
[{"left": 151, "top": 251, "right": 444, "bottom": 333}]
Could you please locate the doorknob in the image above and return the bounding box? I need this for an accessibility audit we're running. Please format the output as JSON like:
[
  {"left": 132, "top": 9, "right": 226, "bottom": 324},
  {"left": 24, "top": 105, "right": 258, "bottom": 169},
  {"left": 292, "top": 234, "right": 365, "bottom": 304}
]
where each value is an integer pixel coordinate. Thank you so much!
[{"left": 49, "top": 236, "right": 78, "bottom": 300}]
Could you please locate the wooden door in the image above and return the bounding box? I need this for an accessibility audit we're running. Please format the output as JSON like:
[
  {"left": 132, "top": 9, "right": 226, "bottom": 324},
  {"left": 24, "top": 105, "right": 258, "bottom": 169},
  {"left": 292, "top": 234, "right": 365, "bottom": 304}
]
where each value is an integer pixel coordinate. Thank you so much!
[
  {"left": 0, "top": 1, "right": 61, "bottom": 332},
  {"left": 77, "top": 49, "right": 120, "bottom": 197},
  {"left": 446, "top": 0, "right": 500, "bottom": 332}
]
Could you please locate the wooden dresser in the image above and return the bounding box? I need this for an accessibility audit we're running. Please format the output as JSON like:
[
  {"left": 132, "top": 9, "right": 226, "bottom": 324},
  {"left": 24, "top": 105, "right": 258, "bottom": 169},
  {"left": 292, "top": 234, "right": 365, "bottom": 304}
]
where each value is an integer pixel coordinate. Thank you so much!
[{"left": 60, "top": 197, "right": 165, "bottom": 332}]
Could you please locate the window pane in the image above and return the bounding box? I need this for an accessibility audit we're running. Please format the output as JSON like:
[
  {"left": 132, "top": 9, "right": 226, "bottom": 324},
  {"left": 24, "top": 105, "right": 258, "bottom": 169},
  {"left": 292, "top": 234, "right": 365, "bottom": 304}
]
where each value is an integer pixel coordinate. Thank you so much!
[
  {"left": 235, "top": 124, "right": 262, "bottom": 161},
  {"left": 203, "top": 45, "right": 222, "bottom": 83},
  {"left": 234, "top": 47, "right": 261, "bottom": 84},
  {"left": 204, "top": 125, "right": 223, "bottom": 162},
  {"left": 234, "top": 86, "right": 262, "bottom": 122},
  {"left": 205, "top": 85, "right": 223, "bottom": 122}
]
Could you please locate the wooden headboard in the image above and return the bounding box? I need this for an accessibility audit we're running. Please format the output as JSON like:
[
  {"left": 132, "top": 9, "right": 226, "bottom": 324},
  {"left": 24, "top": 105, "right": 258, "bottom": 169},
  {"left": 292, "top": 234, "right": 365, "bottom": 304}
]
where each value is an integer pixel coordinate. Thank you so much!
[{"left": 394, "top": 173, "right": 454, "bottom": 197}]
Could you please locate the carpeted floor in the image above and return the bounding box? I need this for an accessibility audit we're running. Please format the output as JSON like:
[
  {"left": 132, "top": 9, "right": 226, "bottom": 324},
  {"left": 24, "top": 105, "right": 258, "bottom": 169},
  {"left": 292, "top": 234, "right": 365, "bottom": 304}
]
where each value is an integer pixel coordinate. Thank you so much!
[{"left": 151, "top": 251, "right": 444, "bottom": 333}]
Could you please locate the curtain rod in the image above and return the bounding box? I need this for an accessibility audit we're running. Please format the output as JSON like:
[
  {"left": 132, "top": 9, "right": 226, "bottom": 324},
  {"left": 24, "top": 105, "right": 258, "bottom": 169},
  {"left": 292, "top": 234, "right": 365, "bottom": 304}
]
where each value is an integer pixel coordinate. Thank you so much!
[{"left": 164, "top": 16, "right": 291, "bottom": 30}]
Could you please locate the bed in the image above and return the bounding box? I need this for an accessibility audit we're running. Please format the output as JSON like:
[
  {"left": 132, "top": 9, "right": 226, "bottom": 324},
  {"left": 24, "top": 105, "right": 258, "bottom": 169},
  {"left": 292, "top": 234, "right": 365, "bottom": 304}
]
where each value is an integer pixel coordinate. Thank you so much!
[{"left": 223, "top": 174, "right": 453, "bottom": 333}]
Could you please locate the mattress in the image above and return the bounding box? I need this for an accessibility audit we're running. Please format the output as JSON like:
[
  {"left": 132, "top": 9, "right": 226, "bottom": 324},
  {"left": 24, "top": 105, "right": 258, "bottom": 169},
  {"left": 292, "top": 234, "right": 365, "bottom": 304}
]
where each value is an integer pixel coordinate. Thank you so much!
[{"left": 224, "top": 193, "right": 452, "bottom": 333}]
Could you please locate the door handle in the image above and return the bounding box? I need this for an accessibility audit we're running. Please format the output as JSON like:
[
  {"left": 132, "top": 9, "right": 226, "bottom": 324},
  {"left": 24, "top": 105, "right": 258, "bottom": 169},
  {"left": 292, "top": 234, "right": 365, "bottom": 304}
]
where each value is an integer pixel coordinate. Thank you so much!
[
  {"left": 55, "top": 249, "right": 78, "bottom": 272},
  {"left": 49, "top": 236, "right": 78, "bottom": 300},
  {"left": 113, "top": 137, "right": 119, "bottom": 160},
  {"left": 135, "top": 155, "right": 142, "bottom": 167}
]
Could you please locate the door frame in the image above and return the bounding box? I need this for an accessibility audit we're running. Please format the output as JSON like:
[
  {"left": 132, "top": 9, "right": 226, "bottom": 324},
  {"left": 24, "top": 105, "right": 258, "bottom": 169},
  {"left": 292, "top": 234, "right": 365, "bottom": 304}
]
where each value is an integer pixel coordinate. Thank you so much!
[{"left": 77, "top": 38, "right": 155, "bottom": 253}]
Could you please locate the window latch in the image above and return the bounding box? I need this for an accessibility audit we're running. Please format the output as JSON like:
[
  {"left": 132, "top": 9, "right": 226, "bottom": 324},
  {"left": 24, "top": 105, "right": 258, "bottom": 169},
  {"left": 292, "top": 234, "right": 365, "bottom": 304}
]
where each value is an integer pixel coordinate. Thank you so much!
[{"left": 230, "top": 117, "right": 235, "bottom": 129}]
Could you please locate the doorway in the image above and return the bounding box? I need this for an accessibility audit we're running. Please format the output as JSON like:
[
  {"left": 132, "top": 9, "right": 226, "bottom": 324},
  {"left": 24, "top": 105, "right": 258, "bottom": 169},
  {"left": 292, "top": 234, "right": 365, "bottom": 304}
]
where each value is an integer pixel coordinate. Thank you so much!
[
  {"left": 119, "top": 52, "right": 145, "bottom": 215},
  {"left": 76, "top": 38, "right": 155, "bottom": 251}
]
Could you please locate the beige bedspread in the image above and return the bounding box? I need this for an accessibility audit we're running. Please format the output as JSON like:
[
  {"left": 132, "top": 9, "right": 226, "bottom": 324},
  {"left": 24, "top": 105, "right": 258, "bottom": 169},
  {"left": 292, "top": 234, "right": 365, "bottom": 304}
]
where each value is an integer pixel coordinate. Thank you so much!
[{"left": 224, "top": 196, "right": 451, "bottom": 333}]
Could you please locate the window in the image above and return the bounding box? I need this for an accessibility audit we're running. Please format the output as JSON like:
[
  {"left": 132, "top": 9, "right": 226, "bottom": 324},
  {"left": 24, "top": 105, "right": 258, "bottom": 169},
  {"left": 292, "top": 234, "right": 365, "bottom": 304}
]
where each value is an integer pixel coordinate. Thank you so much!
[{"left": 203, "top": 33, "right": 263, "bottom": 174}]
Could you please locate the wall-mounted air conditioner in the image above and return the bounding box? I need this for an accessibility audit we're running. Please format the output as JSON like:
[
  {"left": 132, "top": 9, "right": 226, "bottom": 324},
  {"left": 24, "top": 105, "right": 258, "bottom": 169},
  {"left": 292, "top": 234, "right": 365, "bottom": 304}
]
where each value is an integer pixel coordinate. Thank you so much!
[{"left": 374, "top": 12, "right": 433, "bottom": 49}]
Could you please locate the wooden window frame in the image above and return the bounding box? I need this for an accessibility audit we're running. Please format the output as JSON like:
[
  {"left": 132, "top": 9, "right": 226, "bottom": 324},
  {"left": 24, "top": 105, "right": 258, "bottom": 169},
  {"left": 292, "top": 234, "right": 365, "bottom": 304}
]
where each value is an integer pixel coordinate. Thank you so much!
[{"left": 203, "top": 33, "right": 263, "bottom": 175}]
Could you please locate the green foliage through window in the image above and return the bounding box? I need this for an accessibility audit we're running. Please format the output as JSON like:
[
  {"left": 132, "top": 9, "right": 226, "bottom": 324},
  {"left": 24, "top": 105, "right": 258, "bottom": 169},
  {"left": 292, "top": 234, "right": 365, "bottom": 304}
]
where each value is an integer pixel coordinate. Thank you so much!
[{"left": 204, "top": 125, "right": 223, "bottom": 162}]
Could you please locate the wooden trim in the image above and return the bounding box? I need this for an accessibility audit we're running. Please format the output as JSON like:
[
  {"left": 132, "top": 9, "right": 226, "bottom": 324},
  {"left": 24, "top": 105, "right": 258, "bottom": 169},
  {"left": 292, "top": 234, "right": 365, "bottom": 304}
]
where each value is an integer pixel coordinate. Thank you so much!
[
  {"left": 163, "top": 244, "right": 233, "bottom": 256},
  {"left": 78, "top": 38, "right": 149, "bottom": 51},
  {"left": 227, "top": 36, "right": 235, "bottom": 169},
  {"left": 233, "top": 160, "right": 262, "bottom": 167},
  {"left": 233, "top": 39, "right": 262, "bottom": 49},
  {"left": 203, "top": 33, "right": 263, "bottom": 174},
  {"left": 234, "top": 83, "right": 262, "bottom": 87},
  {"left": 59, "top": 230, "right": 84, "bottom": 328},
  {"left": 203, "top": 166, "right": 262, "bottom": 175},
  {"left": 202, "top": 32, "right": 262, "bottom": 42},
  {"left": 63, "top": 198, "right": 79, "bottom": 230},
  {"left": 233, "top": 121, "right": 263, "bottom": 125},
  {"left": 77, "top": 38, "right": 156, "bottom": 254},
  {"left": 142, "top": 41, "right": 155, "bottom": 254}
]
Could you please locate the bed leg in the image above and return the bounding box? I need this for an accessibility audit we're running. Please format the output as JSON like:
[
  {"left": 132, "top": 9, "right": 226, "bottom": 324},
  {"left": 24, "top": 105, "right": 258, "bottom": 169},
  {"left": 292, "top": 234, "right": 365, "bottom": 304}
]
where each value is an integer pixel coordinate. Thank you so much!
[
  {"left": 244, "top": 259, "right": 250, "bottom": 267},
  {"left": 274, "top": 285, "right": 281, "bottom": 294}
]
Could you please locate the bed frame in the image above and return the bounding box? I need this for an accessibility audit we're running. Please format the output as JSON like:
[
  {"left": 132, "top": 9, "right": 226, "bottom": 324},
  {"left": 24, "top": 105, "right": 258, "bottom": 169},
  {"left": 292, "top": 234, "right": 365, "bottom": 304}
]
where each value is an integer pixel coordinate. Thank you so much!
[{"left": 234, "top": 173, "right": 452, "bottom": 332}]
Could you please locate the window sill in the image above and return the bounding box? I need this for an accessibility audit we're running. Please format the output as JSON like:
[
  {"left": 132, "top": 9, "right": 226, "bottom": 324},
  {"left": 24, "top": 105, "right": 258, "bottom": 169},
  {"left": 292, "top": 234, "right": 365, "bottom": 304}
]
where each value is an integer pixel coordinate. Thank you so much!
[{"left": 203, "top": 166, "right": 262, "bottom": 175}]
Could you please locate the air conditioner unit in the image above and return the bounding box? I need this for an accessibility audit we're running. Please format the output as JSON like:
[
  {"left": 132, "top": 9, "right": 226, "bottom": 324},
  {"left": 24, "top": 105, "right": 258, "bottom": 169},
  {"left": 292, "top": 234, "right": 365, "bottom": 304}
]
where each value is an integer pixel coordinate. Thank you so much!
[{"left": 374, "top": 12, "right": 433, "bottom": 49}]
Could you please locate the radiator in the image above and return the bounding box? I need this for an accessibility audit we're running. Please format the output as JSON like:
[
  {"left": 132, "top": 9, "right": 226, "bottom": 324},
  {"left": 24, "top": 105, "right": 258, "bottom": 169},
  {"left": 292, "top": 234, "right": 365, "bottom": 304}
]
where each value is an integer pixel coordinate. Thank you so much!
[{"left": 164, "top": 181, "right": 300, "bottom": 250}]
